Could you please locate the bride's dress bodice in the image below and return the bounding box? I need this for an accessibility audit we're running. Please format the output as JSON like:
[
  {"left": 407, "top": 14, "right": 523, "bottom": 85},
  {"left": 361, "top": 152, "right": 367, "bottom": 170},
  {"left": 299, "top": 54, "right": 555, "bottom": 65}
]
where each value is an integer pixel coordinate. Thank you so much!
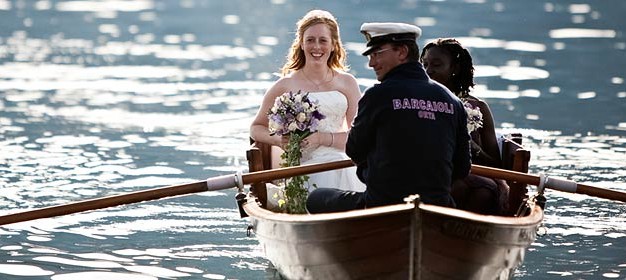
[{"left": 311, "top": 91, "right": 347, "bottom": 134}]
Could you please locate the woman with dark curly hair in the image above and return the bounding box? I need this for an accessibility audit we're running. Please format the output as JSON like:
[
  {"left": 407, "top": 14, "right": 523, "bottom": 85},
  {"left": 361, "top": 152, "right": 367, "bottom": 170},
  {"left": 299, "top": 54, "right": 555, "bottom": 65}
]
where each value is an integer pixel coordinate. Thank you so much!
[{"left": 421, "top": 38, "right": 509, "bottom": 215}]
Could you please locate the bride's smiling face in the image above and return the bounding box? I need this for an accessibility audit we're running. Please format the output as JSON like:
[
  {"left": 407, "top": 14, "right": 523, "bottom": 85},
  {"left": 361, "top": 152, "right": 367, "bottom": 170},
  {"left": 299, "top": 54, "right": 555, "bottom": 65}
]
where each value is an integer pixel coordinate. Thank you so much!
[{"left": 301, "top": 23, "right": 334, "bottom": 66}]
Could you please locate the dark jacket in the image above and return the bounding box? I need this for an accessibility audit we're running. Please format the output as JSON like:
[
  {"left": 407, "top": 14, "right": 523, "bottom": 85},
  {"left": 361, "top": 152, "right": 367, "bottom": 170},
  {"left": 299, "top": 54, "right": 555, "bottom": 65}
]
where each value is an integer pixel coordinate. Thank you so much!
[{"left": 346, "top": 62, "right": 471, "bottom": 207}]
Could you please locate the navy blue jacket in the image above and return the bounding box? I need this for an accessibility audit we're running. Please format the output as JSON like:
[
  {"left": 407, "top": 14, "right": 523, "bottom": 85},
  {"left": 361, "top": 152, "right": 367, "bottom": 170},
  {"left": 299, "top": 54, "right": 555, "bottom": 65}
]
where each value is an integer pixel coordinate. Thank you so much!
[{"left": 346, "top": 62, "right": 471, "bottom": 207}]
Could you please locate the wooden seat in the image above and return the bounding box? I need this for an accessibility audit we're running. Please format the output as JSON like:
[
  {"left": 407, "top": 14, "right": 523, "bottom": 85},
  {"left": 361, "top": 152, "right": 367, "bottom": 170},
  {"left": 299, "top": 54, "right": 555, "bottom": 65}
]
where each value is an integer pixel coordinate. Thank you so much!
[
  {"left": 500, "top": 133, "right": 531, "bottom": 215},
  {"left": 246, "top": 139, "right": 272, "bottom": 208},
  {"left": 246, "top": 133, "right": 531, "bottom": 216}
]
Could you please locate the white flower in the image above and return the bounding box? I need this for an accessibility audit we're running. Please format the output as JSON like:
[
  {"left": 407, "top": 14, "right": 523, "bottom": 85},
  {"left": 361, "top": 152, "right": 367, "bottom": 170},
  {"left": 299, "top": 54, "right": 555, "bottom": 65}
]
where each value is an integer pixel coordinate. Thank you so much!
[
  {"left": 288, "top": 122, "right": 298, "bottom": 132},
  {"left": 296, "top": 112, "right": 307, "bottom": 123},
  {"left": 462, "top": 100, "right": 483, "bottom": 133},
  {"left": 269, "top": 121, "right": 281, "bottom": 132}
]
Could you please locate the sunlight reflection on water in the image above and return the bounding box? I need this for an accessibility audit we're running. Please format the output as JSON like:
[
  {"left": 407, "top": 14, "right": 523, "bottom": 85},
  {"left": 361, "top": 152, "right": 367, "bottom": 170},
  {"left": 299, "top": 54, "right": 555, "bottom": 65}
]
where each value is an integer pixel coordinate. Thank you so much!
[
  {"left": 0, "top": 264, "right": 54, "bottom": 277},
  {"left": 549, "top": 28, "right": 617, "bottom": 39},
  {"left": 0, "top": 201, "right": 261, "bottom": 278}
]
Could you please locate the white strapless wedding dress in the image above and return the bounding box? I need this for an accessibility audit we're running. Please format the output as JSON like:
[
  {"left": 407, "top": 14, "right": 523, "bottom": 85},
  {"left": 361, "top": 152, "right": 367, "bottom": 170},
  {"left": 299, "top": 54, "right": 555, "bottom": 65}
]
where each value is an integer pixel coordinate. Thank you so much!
[
  {"left": 266, "top": 91, "right": 365, "bottom": 210},
  {"left": 300, "top": 91, "right": 366, "bottom": 192}
]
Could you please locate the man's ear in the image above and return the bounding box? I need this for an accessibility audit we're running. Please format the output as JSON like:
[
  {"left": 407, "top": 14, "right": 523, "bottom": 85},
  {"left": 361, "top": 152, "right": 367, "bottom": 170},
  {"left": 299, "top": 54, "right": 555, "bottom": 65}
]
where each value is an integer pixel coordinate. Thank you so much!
[{"left": 398, "top": 45, "right": 409, "bottom": 61}]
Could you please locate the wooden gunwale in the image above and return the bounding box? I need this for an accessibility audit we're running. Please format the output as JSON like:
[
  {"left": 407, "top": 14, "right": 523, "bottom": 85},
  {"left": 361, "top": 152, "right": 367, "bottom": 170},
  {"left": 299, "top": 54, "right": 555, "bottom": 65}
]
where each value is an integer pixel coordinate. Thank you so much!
[{"left": 243, "top": 193, "right": 542, "bottom": 227}]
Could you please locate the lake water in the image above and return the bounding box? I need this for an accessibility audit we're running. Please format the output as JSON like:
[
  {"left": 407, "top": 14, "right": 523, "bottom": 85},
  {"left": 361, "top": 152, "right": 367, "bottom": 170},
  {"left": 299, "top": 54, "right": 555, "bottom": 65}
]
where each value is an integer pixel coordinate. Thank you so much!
[{"left": 1, "top": 0, "right": 625, "bottom": 279}]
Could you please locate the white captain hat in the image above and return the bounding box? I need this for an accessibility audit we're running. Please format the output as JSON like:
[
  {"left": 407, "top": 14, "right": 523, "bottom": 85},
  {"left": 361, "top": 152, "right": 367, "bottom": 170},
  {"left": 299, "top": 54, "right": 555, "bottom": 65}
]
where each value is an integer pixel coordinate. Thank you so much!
[{"left": 360, "top": 22, "right": 422, "bottom": 56}]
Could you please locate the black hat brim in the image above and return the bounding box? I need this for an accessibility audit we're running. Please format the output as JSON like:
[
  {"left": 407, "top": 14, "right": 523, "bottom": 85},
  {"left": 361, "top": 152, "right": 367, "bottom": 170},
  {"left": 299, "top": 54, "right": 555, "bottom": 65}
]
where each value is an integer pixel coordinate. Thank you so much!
[{"left": 361, "top": 32, "right": 417, "bottom": 56}]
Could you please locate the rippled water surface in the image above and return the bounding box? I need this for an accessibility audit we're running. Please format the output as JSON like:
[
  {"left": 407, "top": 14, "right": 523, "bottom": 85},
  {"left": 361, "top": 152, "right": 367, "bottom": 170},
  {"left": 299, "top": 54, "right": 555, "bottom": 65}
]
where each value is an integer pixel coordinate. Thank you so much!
[{"left": 1, "top": 0, "right": 625, "bottom": 279}]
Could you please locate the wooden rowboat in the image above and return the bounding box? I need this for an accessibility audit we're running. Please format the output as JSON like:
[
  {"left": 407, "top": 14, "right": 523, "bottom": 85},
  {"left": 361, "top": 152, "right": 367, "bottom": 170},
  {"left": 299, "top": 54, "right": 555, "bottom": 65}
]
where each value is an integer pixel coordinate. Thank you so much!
[
  {"left": 243, "top": 195, "right": 542, "bottom": 279},
  {"left": 242, "top": 134, "right": 544, "bottom": 279}
]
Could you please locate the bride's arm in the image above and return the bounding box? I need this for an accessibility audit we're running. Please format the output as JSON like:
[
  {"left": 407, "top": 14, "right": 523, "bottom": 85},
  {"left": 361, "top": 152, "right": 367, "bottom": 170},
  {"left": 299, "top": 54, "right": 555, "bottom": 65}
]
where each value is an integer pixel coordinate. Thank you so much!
[
  {"left": 343, "top": 73, "right": 361, "bottom": 130},
  {"left": 337, "top": 73, "right": 362, "bottom": 151},
  {"left": 250, "top": 81, "right": 289, "bottom": 148}
]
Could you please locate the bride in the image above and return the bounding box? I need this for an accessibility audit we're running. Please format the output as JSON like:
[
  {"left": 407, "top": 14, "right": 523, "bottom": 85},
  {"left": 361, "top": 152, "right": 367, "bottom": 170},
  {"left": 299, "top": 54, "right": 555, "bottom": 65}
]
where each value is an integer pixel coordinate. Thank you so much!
[{"left": 249, "top": 10, "right": 365, "bottom": 201}]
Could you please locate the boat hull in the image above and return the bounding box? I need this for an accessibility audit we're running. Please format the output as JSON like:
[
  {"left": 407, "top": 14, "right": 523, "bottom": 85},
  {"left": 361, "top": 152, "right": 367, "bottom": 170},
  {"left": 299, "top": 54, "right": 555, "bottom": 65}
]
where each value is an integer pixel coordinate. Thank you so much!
[{"left": 244, "top": 196, "right": 543, "bottom": 280}]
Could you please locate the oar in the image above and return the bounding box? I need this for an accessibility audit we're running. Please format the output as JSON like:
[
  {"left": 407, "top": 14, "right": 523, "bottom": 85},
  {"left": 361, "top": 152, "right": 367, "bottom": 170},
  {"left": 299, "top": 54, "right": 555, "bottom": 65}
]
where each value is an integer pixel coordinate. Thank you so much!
[
  {"left": 471, "top": 165, "right": 626, "bottom": 203},
  {"left": 2, "top": 160, "right": 624, "bottom": 226},
  {"left": 0, "top": 159, "right": 354, "bottom": 226}
]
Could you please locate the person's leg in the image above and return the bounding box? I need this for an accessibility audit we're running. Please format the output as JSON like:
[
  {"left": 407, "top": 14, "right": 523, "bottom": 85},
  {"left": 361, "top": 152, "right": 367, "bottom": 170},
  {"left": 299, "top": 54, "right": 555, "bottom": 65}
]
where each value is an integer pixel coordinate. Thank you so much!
[
  {"left": 495, "top": 179, "right": 510, "bottom": 215},
  {"left": 458, "top": 175, "right": 499, "bottom": 214},
  {"left": 465, "top": 187, "right": 497, "bottom": 214},
  {"left": 306, "top": 188, "right": 365, "bottom": 213},
  {"left": 451, "top": 179, "right": 470, "bottom": 209}
]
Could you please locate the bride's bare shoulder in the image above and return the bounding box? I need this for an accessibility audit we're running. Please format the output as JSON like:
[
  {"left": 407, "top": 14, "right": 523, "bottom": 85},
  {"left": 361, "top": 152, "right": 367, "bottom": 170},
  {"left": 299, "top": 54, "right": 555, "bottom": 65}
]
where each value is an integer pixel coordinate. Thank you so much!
[
  {"left": 334, "top": 70, "right": 357, "bottom": 80},
  {"left": 272, "top": 72, "right": 311, "bottom": 91},
  {"left": 268, "top": 75, "right": 297, "bottom": 93},
  {"left": 333, "top": 71, "right": 358, "bottom": 86},
  {"left": 333, "top": 71, "right": 360, "bottom": 94}
]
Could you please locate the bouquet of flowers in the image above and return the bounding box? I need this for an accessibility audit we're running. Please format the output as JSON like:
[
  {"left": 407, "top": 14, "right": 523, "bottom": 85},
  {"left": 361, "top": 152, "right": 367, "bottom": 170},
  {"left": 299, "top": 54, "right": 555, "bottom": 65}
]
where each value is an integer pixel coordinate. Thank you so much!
[
  {"left": 462, "top": 100, "right": 483, "bottom": 133},
  {"left": 268, "top": 90, "right": 325, "bottom": 214}
]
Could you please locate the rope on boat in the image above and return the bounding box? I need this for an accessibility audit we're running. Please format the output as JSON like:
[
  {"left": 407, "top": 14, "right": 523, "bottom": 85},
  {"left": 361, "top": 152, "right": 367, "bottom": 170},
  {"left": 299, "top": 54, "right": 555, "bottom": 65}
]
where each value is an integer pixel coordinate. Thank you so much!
[
  {"left": 235, "top": 170, "right": 244, "bottom": 192},
  {"left": 538, "top": 173, "right": 548, "bottom": 196},
  {"left": 234, "top": 170, "right": 248, "bottom": 218}
]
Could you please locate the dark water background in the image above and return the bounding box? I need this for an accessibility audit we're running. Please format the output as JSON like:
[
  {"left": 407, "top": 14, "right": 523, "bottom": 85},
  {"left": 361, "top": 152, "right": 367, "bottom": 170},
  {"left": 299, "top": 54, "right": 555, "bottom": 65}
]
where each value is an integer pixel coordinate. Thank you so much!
[{"left": 1, "top": 0, "right": 625, "bottom": 279}]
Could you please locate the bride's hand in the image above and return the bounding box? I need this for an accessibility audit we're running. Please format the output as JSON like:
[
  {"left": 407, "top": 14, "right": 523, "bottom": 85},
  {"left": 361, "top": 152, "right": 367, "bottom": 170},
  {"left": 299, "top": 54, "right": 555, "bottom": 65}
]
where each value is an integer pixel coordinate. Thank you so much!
[{"left": 303, "top": 133, "right": 322, "bottom": 150}]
